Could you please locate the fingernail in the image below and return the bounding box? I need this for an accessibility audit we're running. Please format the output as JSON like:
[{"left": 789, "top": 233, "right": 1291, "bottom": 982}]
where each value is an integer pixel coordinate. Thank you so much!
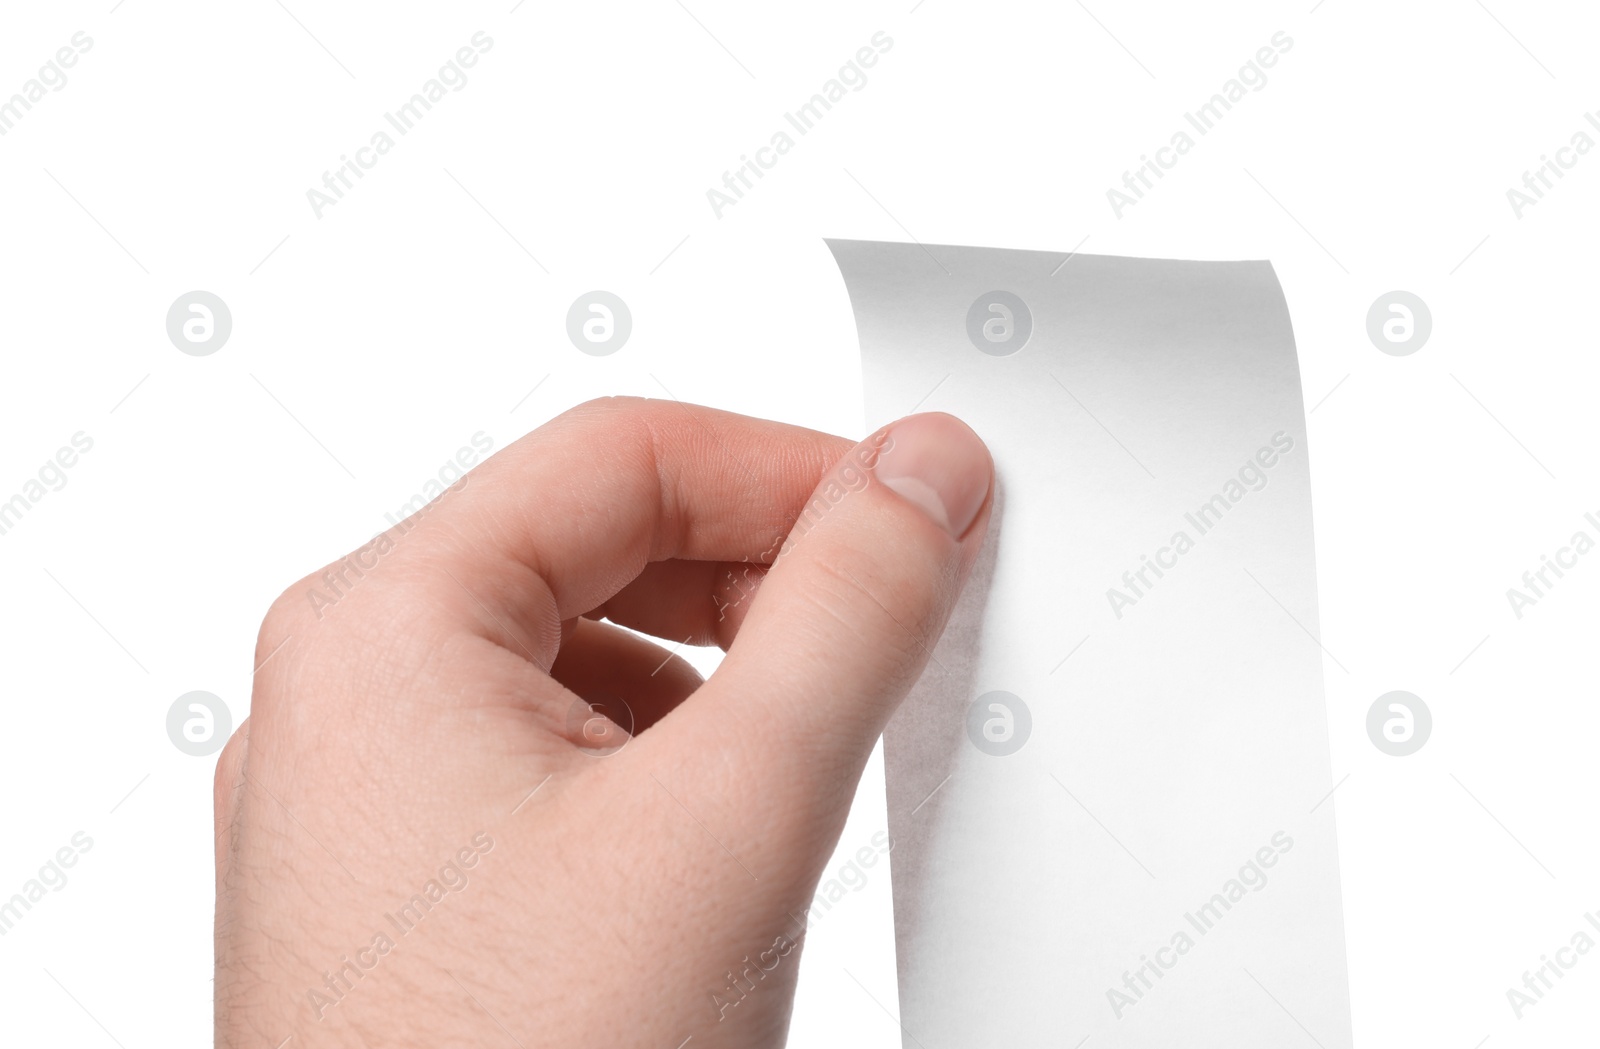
[{"left": 870, "top": 413, "right": 993, "bottom": 539}]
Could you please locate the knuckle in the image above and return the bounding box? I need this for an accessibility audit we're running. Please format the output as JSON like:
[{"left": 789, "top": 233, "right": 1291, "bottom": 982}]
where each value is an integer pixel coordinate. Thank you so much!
[
  {"left": 212, "top": 718, "right": 249, "bottom": 811},
  {"left": 259, "top": 575, "right": 315, "bottom": 646},
  {"left": 561, "top": 394, "right": 644, "bottom": 424},
  {"left": 803, "top": 552, "right": 940, "bottom": 658}
]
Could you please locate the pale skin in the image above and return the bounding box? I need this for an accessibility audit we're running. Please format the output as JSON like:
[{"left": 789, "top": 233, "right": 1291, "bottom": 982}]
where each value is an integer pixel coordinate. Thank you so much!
[{"left": 214, "top": 396, "right": 994, "bottom": 1047}]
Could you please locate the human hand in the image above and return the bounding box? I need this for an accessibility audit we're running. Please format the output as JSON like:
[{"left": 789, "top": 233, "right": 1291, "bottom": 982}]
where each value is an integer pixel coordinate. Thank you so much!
[{"left": 214, "top": 396, "right": 993, "bottom": 1047}]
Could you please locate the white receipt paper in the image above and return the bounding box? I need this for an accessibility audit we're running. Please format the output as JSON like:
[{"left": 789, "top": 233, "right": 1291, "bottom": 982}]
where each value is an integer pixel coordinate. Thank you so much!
[{"left": 829, "top": 240, "right": 1353, "bottom": 1048}]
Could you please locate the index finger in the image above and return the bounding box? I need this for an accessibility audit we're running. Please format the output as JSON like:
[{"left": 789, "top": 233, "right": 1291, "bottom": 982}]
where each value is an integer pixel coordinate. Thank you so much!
[{"left": 404, "top": 395, "right": 855, "bottom": 666}]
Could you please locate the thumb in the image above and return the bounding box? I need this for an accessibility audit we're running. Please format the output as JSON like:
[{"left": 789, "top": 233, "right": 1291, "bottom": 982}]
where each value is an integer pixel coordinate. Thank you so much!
[{"left": 658, "top": 411, "right": 993, "bottom": 805}]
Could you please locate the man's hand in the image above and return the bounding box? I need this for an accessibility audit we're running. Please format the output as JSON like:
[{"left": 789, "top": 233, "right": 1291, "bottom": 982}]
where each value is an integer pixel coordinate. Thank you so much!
[{"left": 214, "top": 396, "right": 993, "bottom": 1048}]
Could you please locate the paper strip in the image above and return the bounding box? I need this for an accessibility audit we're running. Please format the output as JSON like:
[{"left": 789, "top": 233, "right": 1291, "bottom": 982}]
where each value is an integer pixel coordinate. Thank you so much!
[{"left": 829, "top": 239, "right": 1353, "bottom": 1048}]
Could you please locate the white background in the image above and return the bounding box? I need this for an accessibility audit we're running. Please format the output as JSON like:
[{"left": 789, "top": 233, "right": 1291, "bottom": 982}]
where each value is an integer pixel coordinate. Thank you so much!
[{"left": 1, "top": 0, "right": 1597, "bottom": 1045}]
